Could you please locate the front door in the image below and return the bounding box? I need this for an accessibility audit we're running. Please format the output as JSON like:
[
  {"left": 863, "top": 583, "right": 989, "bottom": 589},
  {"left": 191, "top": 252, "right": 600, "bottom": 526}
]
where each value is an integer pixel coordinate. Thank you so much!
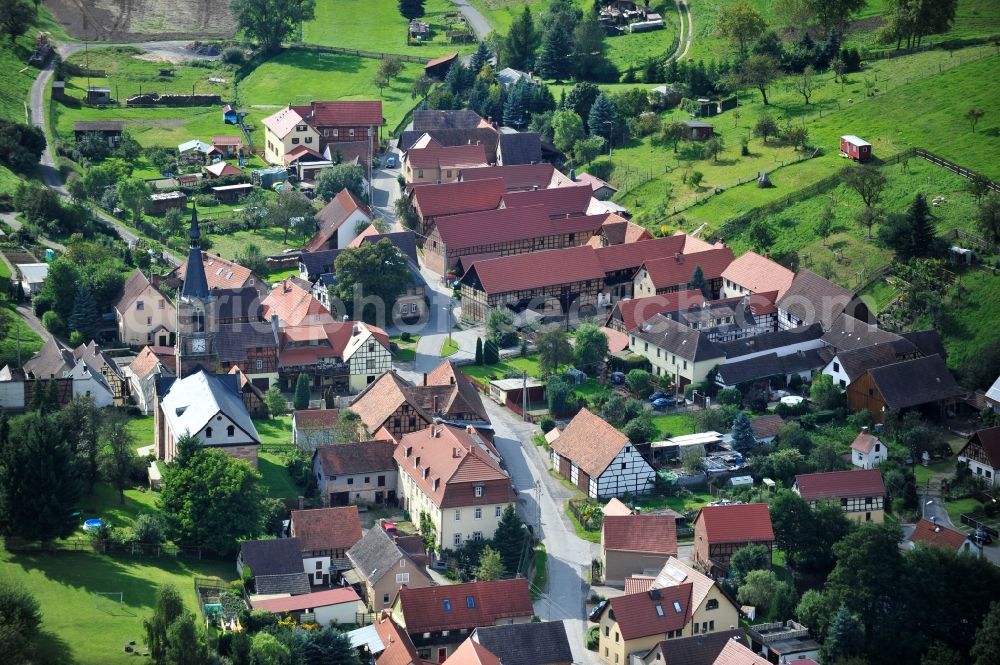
[
  {"left": 374, "top": 491, "right": 384, "bottom": 504},
  {"left": 331, "top": 492, "right": 350, "bottom": 506},
  {"left": 437, "top": 648, "right": 447, "bottom": 663}
]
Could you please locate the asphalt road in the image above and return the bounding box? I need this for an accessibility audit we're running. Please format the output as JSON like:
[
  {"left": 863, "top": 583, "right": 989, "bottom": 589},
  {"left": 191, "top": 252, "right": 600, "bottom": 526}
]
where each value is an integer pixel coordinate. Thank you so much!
[{"left": 451, "top": 0, "right": 492, "bottom": 40}]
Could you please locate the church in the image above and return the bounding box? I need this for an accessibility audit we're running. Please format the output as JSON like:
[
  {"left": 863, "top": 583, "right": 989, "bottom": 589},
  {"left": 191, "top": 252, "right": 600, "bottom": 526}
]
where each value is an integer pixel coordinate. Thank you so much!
[{"left": 153, "top": 208, "right": 261, "bottom": 467}]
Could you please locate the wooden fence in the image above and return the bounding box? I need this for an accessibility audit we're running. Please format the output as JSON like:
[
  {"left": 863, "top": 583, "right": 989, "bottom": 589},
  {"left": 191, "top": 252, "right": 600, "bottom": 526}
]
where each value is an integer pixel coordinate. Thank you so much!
[
  {"left": 3, "top": 536, "right": 206, "bottom": 559},
  {"left": 286, "top": 43, "right": 428, "bottom": 64},
  {"left": 914, "top": 149, "right": 1000, "bottom": 193}
]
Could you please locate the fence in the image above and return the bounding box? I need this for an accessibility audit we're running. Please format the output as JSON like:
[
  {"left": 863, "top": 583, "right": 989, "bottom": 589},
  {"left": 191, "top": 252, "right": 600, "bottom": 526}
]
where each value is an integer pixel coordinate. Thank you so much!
[
  {"left": 3, "top": 536, "right": 206, "bottom": 559},
  {"left": 913, "top": 149, "right": 1000, "bottom": 193},
  {"left": 286, "top": 43, "right": 428, "bottom": 64}
]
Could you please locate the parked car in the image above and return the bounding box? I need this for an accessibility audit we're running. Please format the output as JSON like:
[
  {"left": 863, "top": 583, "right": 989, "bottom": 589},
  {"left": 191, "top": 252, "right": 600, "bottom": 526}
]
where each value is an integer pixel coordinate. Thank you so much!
[
  {"left": 648, "top": 391, "right": 666, "bottom": 402},
  {"left": 383, "top": 154, "right": 398, "bottom": 168},
  {"left": 971, "top": 528, "right": 993, "bottom": 545},
  {"left": 652, "top": 397, "right": 675, "bottom": 410}
]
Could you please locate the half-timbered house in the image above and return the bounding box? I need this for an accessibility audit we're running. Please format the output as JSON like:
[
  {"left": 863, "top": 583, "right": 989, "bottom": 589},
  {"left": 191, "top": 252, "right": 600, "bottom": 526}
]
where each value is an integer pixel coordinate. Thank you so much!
[
  {"left": 957, "top": 427, "right": 1000, "bottom": 487},
  {"left": 793, "top": 469, "right": 886, "bottom": 522},
  {"left": 692, "top": 503, "right": 774, "bottom": 575}
]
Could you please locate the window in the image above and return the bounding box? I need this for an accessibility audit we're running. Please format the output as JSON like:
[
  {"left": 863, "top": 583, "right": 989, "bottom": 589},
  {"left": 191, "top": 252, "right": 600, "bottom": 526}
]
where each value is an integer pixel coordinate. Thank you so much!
[
  {"left": 474, "top": 508, "right": 482, "bottom": 520},
  {"left": 706, "top": 599, "right": 719, "bottom": 610},
  {"left": 367, "top": 359, "right": 375, "bottom": 369},
  {"left": 396, "top": 573, "right": 409, "bottom": 584},
  {"left": 683, "top": 361, "right": 688, "bottom": 370},
  {"left": 349, "top": 128, "right": 355, "bottom": 137},
  {"left": 136, "top": 301, "right": 144, "bottom": 310},
  {"left": 333, "top": 129, "right": 339, "bottom": 137},
  {"left": 378, "top": 475, "right": 386, "bottom": 487},
  {"left": 401, "top": 304, "right": 409, "bottom": 314},
  {"left": 833, "top": 362, "right": 840, "bottom": 372},
  {"left": 467, "top": 595, "right": 475, "bottom": 608},
  {"left": 614, "top": 632, "right": 619, "bottom": 643},
  {"left": 256, "top": 359, "right": 263, "bottom": 370},
  {"left": 604, "top": 626, "right": 609, "bottom": 637},
  {"left": 446, "top": 170, "right": 452, "bottom": 178},
  {"left": 323, "top": 129, "right": 329, "bottom": 137},
  {"left": 316, "top": 560, "right": 323, "bottom": 570},
  {"left": 709, "top": 621, "right": 714, "bottom": 631},
  {"left": 296, "top": 125, "right": 305, "bottom": 132},
  {"left": 347, "top": 477, "right": 354, "bottom": 485},
  {"left": 227, "top": 425, "right": 235, "bottom": 437},
  {"left": 495, "top": 506, "right": 502, "bottom": 517},
  {"left": 453, "top": 533, "right": 461, "bottom": 546},
  {"left": 455, "top": 509, "right": 461, "bottom": 521},
  {"left": 364, "top": 476, "right": 370, "bottom": 484},
  {"left": 305, "top": 137, "right": 312, "bottom": 144},
  {"left": 693, "top": 623, "right": 699, "bottom": 634},
  {"left": 147, "top": 317, "right": 152, "bottom": 325},
  {"left": 655, "top": 605, "right": 664, "bottom": 617},
  {"left": 368, "top": 342, "right": 375, "bottom": 353},
  {"left": 673, "top": 601, "right": 682, "bottom": 613},
  {"left": 400, "top": 559, "right": 406, "bottom": 568},
  {"left": 473, "top": 531, "right": 482, "bottom": 540},
  {"left": 292, "top": 138, "right": 299, "bottom": 145},
  {"left": 620, "top": 462, "right": 627, "bottom": 470},
  {"left": 383, "top": 594, "right": 390, "bottom": 604},
  {"left": 417, "top": 169, "right": 424, "bottom": 178},
  {"left": 474, "top": 486, "right": 483, "bottom": 497},
  {"left": 158, "top": 299, "right": 165, "bottom": 309},
  {"left": 875, "top": 443, "right": 881, "bottom": 452},
  {"left": 205, "top": 427, "right": 213, "bottom": 438}
]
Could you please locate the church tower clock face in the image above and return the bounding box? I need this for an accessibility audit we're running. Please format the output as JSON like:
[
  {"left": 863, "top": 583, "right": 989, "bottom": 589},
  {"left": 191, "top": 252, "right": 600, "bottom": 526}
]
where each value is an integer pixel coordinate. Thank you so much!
[{"left": 191, "top": 338, "right": 206, "bottom": 353}]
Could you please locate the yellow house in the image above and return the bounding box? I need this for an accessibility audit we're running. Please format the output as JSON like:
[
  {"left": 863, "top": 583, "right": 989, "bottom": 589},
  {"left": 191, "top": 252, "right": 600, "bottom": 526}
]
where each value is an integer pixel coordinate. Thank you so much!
[
  {"left": 261, "top": 106, "right": 320, "bottom": 166},
  {"left": 402, "top": 136, "right": 489, "bottom": 185},
  {"left": 628, "top": 315, "right": 724, "bottom": 390},
  {"left": 112, "top": 269, "right": 176, "bottom": 347},
  {"left": 596, "top": 556, "right": 740, "bottom": 665},
  {"left": 394, "top": 424, "right": 516, "bottom": 553}
]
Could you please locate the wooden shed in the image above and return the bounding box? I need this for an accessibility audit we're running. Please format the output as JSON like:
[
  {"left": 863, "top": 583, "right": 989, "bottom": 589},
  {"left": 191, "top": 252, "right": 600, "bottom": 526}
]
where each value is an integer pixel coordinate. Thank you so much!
[
  {"left": 682, "top": 120, "right": 714, "bottom": 141},
  {"left": 840, "top": 135, "right": 872, "bottom": 162}
]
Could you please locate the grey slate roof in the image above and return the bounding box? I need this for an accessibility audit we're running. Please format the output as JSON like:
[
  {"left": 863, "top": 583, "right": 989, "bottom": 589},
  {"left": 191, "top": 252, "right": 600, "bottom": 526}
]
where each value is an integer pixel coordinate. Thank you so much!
[
  {"left": 867, "top": 354, "right": 964, "bottom": 410},
  {"left": 360, "top": 231, "right": 419, "bottom": 267},
  {"left": 717, "top": 348, "right": 833, "bottom": 386},
  {"left": 631, "top": 315, "right": 725, "bottom": 363},
  {"left": 299, "top": 249, "right": 343, "bottom": 281},
  {"left": 399, "top": 128, "right": 500, "bottom": 160},
  {"left": 832, "top": 340, "right": 918, "bottom": 383},
  {"left": 471, "top": 621, "right": 573, "bottom": 665},
  {"left": 498, "top": 132, "right": 543, "bottom": 165},
  {"left": 240, "top": 537, "right": 304, "bottom": 576},
  {"left": 642, "top": 629, "right": 745, "bottom": 665},
  {"left": 254, "top": 572, "right": 312, "bottom": 596},
  {"left": 346, "top": 527, "right": 408, "bottom": 586},
  {"left": 717, "top": 323, "right": 825, "bottom": 360},
  {"left": 181, "top": 209, "right": 210, "bottom": 300},
  {"left": 23, "top": 337, "right": 74, "bottom": 379},
  {"left": 901, "top": 329, "right": 947, "bottom": 360},
  {"left": 777, "top": 269, "right": 858, "bottom": 329},
  {"left": 412, "top": 109, "right": 486, "bottom": 131},
  {"left": 821, "top": 314, "right": 905, "bottom": 353}
]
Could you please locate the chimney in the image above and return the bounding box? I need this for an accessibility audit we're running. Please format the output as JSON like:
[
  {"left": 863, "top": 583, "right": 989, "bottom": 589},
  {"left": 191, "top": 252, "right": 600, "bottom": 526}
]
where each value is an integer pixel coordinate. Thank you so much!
[
  {"left": 298, "top": 496, "right": 305, "bottom": 510},
  {"left": 466, "top": 425, "right": 475, "bottom": 434},
  {"left": 450, "top": 376, "right": 455, "bottom": 385},
  {"left": 454, "top": 447, "right": 461, "bottom": 458},
  {"left": 151, "top": 273, "right": 160, "bottom": 288},
  {"left": 423, "top": 373, "right": 428, "bottom": 386},
  {"left": 432, "top": 395, "right": 439, "bottom": 413}
]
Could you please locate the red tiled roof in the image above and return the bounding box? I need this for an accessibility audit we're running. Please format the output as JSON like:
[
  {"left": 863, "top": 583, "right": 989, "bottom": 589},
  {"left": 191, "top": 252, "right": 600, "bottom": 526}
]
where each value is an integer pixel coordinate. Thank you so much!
[
  {"left": 750, "top": 414, "right": 784, "bottom": 440},
  {"left": 443, "top": 639, "right": 501, "bottom": 665},
  {"left": 290, "top": 506, "right": 363, "bottom": 552},
  {"left": 461, "top": 164, "right": 557, "bottom": 190},
  {"left": 601, "top": 326, "right": 630, "bottom": 353},
  {"left": 284, "top": 145, "right": 324, "bottom": 165},
  {"left": 640, "top": 248, "right": 735, "bottom": 289},
  {"left": 411, "top": 178, "right": 505, "bottom": 219},
  {"left": 713, "top": 638, "right": 772, "bottom": 665},
  {"left": 279, "top": 321, "right": 357, "bottom": 367},
  {"left": 721, "top": 251, "right": 795, "bottom": 299},
  {"left": 502, "top": 183, "right": 593, "bottom": 217},
  {"left": 395, "top": 579, "right": 533, "bottom": 633},
  {"left": 624, "top": 576, "right": 655, "bottom": 595},
  {"left": 313, "top": 440, "right": 397, "bottom": 475},
  {"left": 351, "top": 372, "right": 430, "bottom": 433},
  {"left": 425, "top": 52, "right": 459, "bottom": 69},
  {"left": 794, "top": 469, "right": 885, "bottom": 501},
  {"left": 604, "top": 585, "right": 693, "bottom": 640},
  {"left": 204, "top": 161, "right": 243, "bottom": 177},
  {"left": 251, "top": 587, "right": 361, "bottom": 613},
  {"left": 373, "top": 613, "right": 429, "bottom": 665},
  {"left": 292, "top": 100, "right": 384, "bottom": 127},
  {"left": 550, "top": 408, "right": 630, "bottom": 477},
  {"left": 306, "top": 188, "right": 374, "bottom": 252},
  {"left": 128, "top": 346, "right": 164, "bottom": 381},
  {"left": 594, "top": 235, "right": 688, "bottom": 273},
  {"left": 177, "top": 252, "right": 255, "bottom": 291},
  {"left": 575, "top": 171, "right": 616, "bottom": 193},
  {"left": 212, "top": 135, "right": 242, "bottom": 146},
  {"left": 425, "top": 360, "right": 489, "bottom": 422},
  {"left": 908, "top": 518, "right": 970, "bottom": 552},
  {"left": 294, "top": 409, "right": 341, "bottom": 430},
  {"left": 406, "top": 143, "right": 488, "bottom": 170},
  {"left": 262, "top": 278, "right": 331, "bottom": 327},
  {"left": 851, "top": 431, "right": 881, "bottom": 454},
  {"left": 603, "top": 515, "right": 677, "bottom": 555},
  {"left": 434, "top": 205, "right": 604, "bottom": 250},
  {"left": 609, "top": 291, "right": 707, "bottom": 331},
  {"left": 395, "top": 425, "right": 515, "bottom": 509},
  {"left": 463, "top": 245, "right": 605, "bottom": 295},
  {"left": 695, "top": 504, "right": 774, "bottom": 545}
]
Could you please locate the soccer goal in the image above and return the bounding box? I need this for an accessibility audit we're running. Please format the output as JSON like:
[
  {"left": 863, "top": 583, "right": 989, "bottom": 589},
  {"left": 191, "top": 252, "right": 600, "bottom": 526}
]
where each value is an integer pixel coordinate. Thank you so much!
[{"left": 94, "top": 592, "right": 124, "bottom": 611}]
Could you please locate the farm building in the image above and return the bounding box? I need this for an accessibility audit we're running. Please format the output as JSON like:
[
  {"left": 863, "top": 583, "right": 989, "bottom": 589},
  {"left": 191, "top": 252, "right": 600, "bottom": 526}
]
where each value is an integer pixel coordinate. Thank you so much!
[
  {"left": 212, "top": 183, "right": 254, "bottom": 204},
  {"left": 86, "top": 87, "right": 112, "bottom": 105},
  {"left": 74, "top": 120, "right": 124, "bottom": 147},
  {"left": 840, "top": 135, "right": 872, "bottom": 162},
  {"left": 425, "top": 52, "right": 458, "bottom": 79},
  {"left": 147, "top": 191, "right": 187, "bottom": 214},
  {"left": 681, "top": 120, "right": 714, "bottom": 141},
  {"left": 222, "top": 104, "right": 238, "bottom": 124}
]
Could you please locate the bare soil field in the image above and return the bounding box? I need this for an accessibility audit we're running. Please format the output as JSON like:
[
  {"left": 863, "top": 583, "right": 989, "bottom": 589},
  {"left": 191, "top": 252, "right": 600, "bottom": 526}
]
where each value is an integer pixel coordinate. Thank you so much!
[{"left": 45, "top": 0, "right": 237, "bottom": 41}]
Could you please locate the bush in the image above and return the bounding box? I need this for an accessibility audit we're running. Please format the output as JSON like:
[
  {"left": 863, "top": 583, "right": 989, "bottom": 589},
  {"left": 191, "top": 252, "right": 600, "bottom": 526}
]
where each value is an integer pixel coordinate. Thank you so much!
[
  {"left": 0, "top": 579, "right": 42, "bottom": 664},
  {"left": 625, "top": 369, "right": 651, "bottom": 396},
  {"left": 400, "top": 331, "right": 412, "bottom": 342},
  {"left": 133, "top": 514, "right": 168, "bottom": 544},
  {"left": 221, "top": 47, "right": 244, "bottom": 64},
  {"left": 539, "top": 416, "right": 556, "bottom": 433},
  {"left": 716, "top": 387, "right": 742, "bottom": 406},
  {"left": 41, "top": 310, "right": 66, "bottom": 337}
]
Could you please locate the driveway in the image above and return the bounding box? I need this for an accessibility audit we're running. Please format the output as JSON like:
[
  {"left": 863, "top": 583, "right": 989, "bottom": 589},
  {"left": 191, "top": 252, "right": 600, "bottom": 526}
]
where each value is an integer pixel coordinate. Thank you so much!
[
  {"left": 484, "top": 399, "right": 601, "bottom": 664},
  {"left": 450, "top": 0, "right": 492, "bottom": 40}
]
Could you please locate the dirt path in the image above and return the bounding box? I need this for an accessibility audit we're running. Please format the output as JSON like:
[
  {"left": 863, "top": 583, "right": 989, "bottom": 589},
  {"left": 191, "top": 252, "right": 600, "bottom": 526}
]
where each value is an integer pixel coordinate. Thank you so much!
[
  {"left": 46, "top": 0, "right": 236, "bottom": 42},
  {"left": 670, "top": 1, "right": 694, "bottom": 62}
]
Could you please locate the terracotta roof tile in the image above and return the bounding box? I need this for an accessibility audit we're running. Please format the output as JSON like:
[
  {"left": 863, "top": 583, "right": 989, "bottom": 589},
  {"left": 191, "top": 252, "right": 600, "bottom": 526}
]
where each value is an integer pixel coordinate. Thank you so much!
[
  {"left": 603, "top": 585, "right": 693, "bottom": 640},
  {"left": 463, "top": 245, "right": 605, "bottom": 295},
  {"left": 395, "top": 579, "right": 533, "bottom": 633},
  {"left": 425, "top": 360, "right": 489, "bottom": 422},
  {"left": 351, "top": 372, "right": 431, "bottom": 433},
  {"left": 750, "top": 414, "right": 784, "bottom": 440},
  {"left": 251, "top": 587, "right": 360, "bottom": 613},
  {"left": 608, "top": 291, "right": 707, "bottom": 331},
  {"left": 305, "top": 188, "right": 374, "bottom": 252},
  {"left": 721, "top": 251, "right": 795, "bottom": 299},
  {"left": 289, "top": 506, "right": 363, "bottom": 553},
  {"left": 411, "top": 178, "right": 505, "bottom": 219},
  {"left": 850, "top": 430, "right": 881, "bottom": 454},
  {"left": 712, "top": 638, "right": 772, "bottom": 665},
  {"left": 594, "top": 235, "right": 688, "bottom": 273},
  {"left": 442, "top": 639, "right": 501, "bottom": 665},
  {"left": 641, "top": 248, "right": 734, "bottom": 289},
  {"left": 434, "top": 206, "right": 604, "bottom": 250},
  {"left": 794, "top": 470, "right": 885, "bottom": 500},
  {"left": 425, "top": 52, "right": 459, "bottom": 69},
  {"left": 695, "top": 504, "right": 774, "bottom": 545},
  {"left": 292, "top": 100, "right": 384, "bottom": 127},
  {"left": 128, "top": 346, "right": 165, "bottom": 381},
  {"left": 294, "top": 409, "right": 341, "bottom": 430},
  {"left": 603, "top": 497, "right": 634, "bottom": 517},
  {"left": 603, "top": 515, "right": 677, "bottom": 555},
  {"left": 461, "top": 164, "right": 557, "bottom": 190},
  {"left": 502, "top": 183, "right": 593, "bottom": 216},
  {"left": 624, "top": 576, "right": 655, "bottom": 595},
  {"left": 262, "top": 278, "right": 332, "bottom": 327},
  {"left": 373, "top": 613, "right": 430, "bottom": 665},
  {"left": 550, "top": 408, "right": 630, "bottom": 477},
  {"left": 313, "top": 440, "right": 397, "bottom": 476},
  {"left": 908, "top": 518, "right": 970, "bottom": 552},
  {"left": 600, "top": 326, "right": 630, "bottom": 353},
  {"left": 406, "top": 143, "right": 488, "bottom": 170}
]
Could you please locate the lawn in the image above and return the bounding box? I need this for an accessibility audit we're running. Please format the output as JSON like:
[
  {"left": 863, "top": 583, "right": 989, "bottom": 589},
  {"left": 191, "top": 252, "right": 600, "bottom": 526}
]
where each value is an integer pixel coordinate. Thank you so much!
[
  {"left": 564, "top": 500, "right": 601, "bottom": 543},
  {"left": 258, "top": 451, "right": 300, "bottom": 499},
  {"left": 254, "top": 416, "right": 293, "bottom": 447},
  {"left": 127, "top": 416, "right": 155, "bottom": 448},
  {"left": 441, "top": 337, "right": 460, "bottom": 356},
  {"left": 239, "top": 49, "right": 427, "bottom": 132},
  {"left": 0, "top": 302, "right": 44, "bottom": 372},
  {"left": 651, "top": 412, "right": 696, "bottom": 439},
  {"left": 913, "top": 460, "right": 957, "bottom": 486},
  {"left": 531, "top": 544, "right": 548, "bottom": 599},
  {"left": 0, "top": 545, "right": 234, "bottom": 665},
  {"left": 304, "top": 0, "right": 477, "bottom": 57},
  {"left": 945, "top": 497, "right": 983, "bottom": 524},
  {"left": 462, "top": 354, "right": 543, "bottom": 385},
  {"left": 918, "top": 266, "right": 1000, "bottom": 374},
  {"left": 391, "top": 334, "right": 421, "bottom": 362},
  {"left": 53, "top": 103, "right": 231, "bottom": 150},
  {"left": 636, "top": 488, "right": 715, "bottom": 514},
  {"left": 78, "top": 482, "right": 161, "bottom": 531},
  {"left": 206, "top": 227, "right": 312, "bottom": 262}
]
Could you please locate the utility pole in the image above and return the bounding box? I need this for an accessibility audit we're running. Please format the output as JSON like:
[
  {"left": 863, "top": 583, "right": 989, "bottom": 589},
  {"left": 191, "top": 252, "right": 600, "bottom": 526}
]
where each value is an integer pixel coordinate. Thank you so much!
[
  {"left": 522, "top": 370, "right": 528, "bottom": 422},
  {"left": 535, "top": 479, "right": 541, "bottom": 533}
]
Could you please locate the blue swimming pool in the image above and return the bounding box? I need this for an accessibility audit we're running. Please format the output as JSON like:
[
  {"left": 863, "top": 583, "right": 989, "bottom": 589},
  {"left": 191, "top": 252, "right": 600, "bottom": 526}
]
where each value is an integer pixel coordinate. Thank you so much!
[{"left": 82, "top": 518, "right": 104, "bottom": 531}]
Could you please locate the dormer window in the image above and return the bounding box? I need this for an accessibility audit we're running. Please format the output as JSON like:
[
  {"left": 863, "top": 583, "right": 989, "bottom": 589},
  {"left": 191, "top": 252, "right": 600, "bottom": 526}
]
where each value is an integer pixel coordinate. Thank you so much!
[{"left": 474, "top": 486, "right": 483, "bottom": 498}]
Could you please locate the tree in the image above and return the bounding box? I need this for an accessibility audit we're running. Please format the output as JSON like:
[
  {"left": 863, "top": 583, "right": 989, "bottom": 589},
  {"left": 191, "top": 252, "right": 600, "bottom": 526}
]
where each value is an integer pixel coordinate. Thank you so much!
[
  {"left": 785, "top": 125, "right": 809, "bottom": 151},
  {"left": 796, "top": 65, "right": 817, "bottom": 104},
  {"left": 622, "top": 414, "right": 657, "bottom": 444},
  {"left": 0, "top": 412, "right": 80, "bottom": 541},
  {"left": 716, "top": 387, "right": 742, "bottom": 406},
  {"left": 398, "top": 0, "right": 425, "bottom": 22},
  {"left": 625, "top": 369, "right": 651, "bottom": 396},
  {"left": 372, "top": 71, "right": 390, "bottom": 97},
  {"left": 822, "top": 606, "right": 865, "bottom": 664},
  {"left": 737, "top": 570, "right": 796, "bottom": 621},
  {"left": 0, "top": 119, "right": 46, "bottom": 173},
  {"left": 753, "top": 448, "right": 804, "bottom": 486},
  {"left": 573, "top": 323, "right": 608, "bottom": 374},
  {"left": 493, "top": 505, "right": 527, "bottom": 575},
  {"left": 476, "top": 545, "right": 506, "bottom": 581},
  {"left": 537, "top": 328, "right": 573, "bottom": 374},
  {"left": 796, "top": 588, "right": 836, "bottom": 642},
  {"left": 334, "top": 239, "right": 411, "bottom": 322},
  {"left": 470, "top": 42, "right": 491, "bottom": 75},
  {"left": 475, "top": 337, "right": 484, "bottom": 365},
  {"left": 660, "top": 121, "right": 686, "bottom": 153},
  {"left": 536, "top": 25, "right": 573, "bottom": 81},
  {"left": 100, "top": 412, "right": 138, "bottom": 504},
  {"left": 552, "top": 110, "right": 585, "bottom": 155},
  {"left": 158, "top": 447, "right": 264, "bottom": 554},
  {"left": 747, "top": 219, "right": 776, "bottom": 252},
  {"left": 145, "top": 585, "right": 185, "bottom": 665},
  {"left": 502, "top": 7, "right": 541, "bottom": 70},
  {"left": 588, "top": 94, "right": 618, "bottom": 143},
  {"left": 841, "top": 164, "right": 888, "bottom": 209},
  {"left": 810, "top": 372, "right": 841, "bottom": 409},
  {"left": 115, "top": 128, "right": 142, "bottom": 161},
  {"left": 855, "top": 205, "right": 881, "bottom": 240},
  {"left": 816, "top": 203, "right": 834, "bottom": 246},
  {"left": 973, "top": 602, "right": 1000, "bottom": 665},
  {"left": 486, "top": 307, "right": 516, "bottom": 346},
  {"left": 923, "top": 643, "right": 962, "bottom": 665},
  {"left": 250, "top": 632, "right": 292, "bottom": 665},
  {"left": 66, "top": 172, "right": 87, "bottom": 203},
  {"left": 741, "top": 55, "right": 779, "bottom": 105},
  {"left": 314, "top": 163, "right": 365, "bottom": 202},
  {"left": 67, "top": 284, "right": 100, "bottom": 342},
  {"left": 572, "top": 11, "right": 609, "bottom": 81},
  {"left": 715, "top": 1, "right": 766, "bottom": 60},
  {"left": 825, "top": 522, "right": 903, "bottom": 635},
  {"left": 804, "top": 0, "right": 866, "bottom": 35},
  {"left": 705, "top": 135, "right": 725, "bottom": 162},
  {"left": 731, "top": 412, "right": 757, "bottom": 453},
  {"left": 977, "top": 194, "right": 1000, "bottom": 244},
  {"left": 299, "top": 626, "right": 362, "bottom": 665},
  {"left": 879, "top": 194, "right": 937, "bottom": 260},
  {"left": 265, "top": 187, "right": 316, "bottom": 243},
  {"left": 770, "top": 490, "right": 851, "bottom": 569},
  {"left": 681, "top": 448, "right": 705, "bottom": 473},
  {"left": 293, "top": 373, "right": 311, "bottom": 410},
  {"left": 729, "top": 543, "right": 771, "bottom": 584},
  {"left": 547, "top": 376, "right": 572, "bottom": 414},
  {"left": 689, "top": 266, "right": 709, "bottom": 298},
  {"left": 116, "top": 177, "right": 150, "bottom": 222},
  {"left": 263, "top": 387, "right": 287, "bottom": 418},
  {"left": 412, "top": 74, "right": 434, "bottom": 99},
  {"left": 164, "top": 611, "right": 211, "bottom": 665},
  {"left": 573, "top": 135, "right": 606, "bottom": 165},
  {"left": 565, "top": 82, "right": 600, "bottom": 122},
  {"left": 483, "top": 339, "right": 500, "bottom": 365},
  {"left": 231, "top": 0, "right": 316, "bottom": 53},
  {"left": 502, "top": 80, "right": 528, "bottom": 128},
  {"left": 61, "top": 396, "right": 103, "bottom": 493},
  {"left": 0, "top": 0, "right": 32, "bottom": 45},
  {"left": 0, "top": 578, "right": 41, "bottom": 665},
  {"left": 966, "top": 174, "right": 991, "bottom": 205},
  {"left": 754, "top": 114, "right": 779, "bottom": 143}
]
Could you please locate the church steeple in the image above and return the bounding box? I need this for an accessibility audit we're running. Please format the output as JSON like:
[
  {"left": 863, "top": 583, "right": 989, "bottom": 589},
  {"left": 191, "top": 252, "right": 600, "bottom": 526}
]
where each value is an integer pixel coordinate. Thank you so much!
[{"left": 180, "top": 204, "right": 209, "bottom": 300}]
